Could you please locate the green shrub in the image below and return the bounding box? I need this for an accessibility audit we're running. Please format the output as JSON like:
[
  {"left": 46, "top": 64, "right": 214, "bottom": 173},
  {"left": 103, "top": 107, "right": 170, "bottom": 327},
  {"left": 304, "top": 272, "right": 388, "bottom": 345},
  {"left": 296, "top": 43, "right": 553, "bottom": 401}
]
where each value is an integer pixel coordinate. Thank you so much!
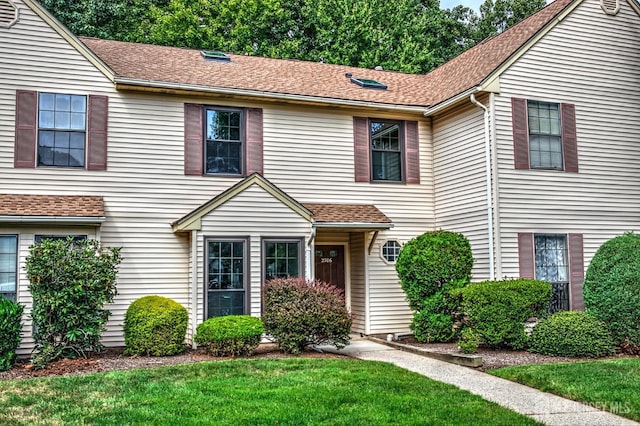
[
  {"left": 584, "top": 232, "right": 640, "bottom": 350},
  {"left": 396, "top": 230, "right": 473, "bottom": 311},
  {"left": 25, "top": 238, "right": 121, "bottom": 368},
  {"left": 411, "top": 311, "right": 454, "bottom": 343},
  {"left": 262, "top": 277, "right": 352, "bottom": 354},
  {"left": 457, "top": 279, "right": 552, "bottom": 350},
  {"left": 458, "top": 327, "right": 480, "bottom": 354},
  {"left": 0, "top": 299, "right": 24, "bottom": 371},
  {"left": 195, "top": 315, "right": 264, "bottom": 356},
  {"left": 124, "top": 296, "right": 188, "bottom": 356},
  {"left": 529, "top": 311, "right": 615, "bottom": 358}
]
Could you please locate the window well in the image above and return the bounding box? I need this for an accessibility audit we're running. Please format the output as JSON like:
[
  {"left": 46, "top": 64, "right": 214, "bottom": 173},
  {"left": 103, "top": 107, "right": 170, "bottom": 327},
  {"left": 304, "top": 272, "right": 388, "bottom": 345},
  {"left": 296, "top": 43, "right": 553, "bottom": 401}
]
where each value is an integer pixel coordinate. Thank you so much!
[
  {"left": 351, "top": 77, "right": 387, "bottom": 90},
  {"left": 200, "top": 50, "right": 231, "bottom": 62}
]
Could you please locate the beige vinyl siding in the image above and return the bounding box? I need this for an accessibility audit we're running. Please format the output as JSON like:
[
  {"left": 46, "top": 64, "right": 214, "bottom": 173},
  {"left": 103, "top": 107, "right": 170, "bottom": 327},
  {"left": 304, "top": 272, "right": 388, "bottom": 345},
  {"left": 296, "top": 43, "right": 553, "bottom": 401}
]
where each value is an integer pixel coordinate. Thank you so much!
[
  {"left": 349, "top": 232, "right": 366, "bottom": 333},
  {"left": 494, "top": 0, "right": 640, "bottom": 279},
  {"left": 197, "top": 184, "right": 312, "bottom": 320},
  {"left": 433, "top": 97, "right": 492, "bottom": 280}
]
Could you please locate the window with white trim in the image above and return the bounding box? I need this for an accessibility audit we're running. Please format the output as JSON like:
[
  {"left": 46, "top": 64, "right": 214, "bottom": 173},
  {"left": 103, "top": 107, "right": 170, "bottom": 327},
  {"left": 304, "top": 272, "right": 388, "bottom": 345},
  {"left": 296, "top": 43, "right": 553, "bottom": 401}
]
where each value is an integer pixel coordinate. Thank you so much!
[
  {"left": 381, "top": 240, "right": 401, "bottom": 263},
  {"left": 0, "top": 235, "right": 18, "bottom": 302},
  {"left": 527, "top": 100, "right": 562, "bottom": 170}
]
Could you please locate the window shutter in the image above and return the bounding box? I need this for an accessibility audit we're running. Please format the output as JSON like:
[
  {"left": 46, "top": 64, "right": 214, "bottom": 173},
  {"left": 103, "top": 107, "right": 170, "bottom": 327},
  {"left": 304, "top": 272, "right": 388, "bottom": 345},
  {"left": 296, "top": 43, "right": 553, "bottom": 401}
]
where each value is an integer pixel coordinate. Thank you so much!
[
  {"left": 246, "top": 108, "right": 263, "bottom": 175},
  {"left": 518, "top": 233, "right": 535, "bottom": 279},
  {"left": 568, "top": 233, "right": 584, "bottom": 310},
  {"left": 14, "top": 90, "right": 37, "bottom": 168},
  {"left": 184, "top": 103, "right": 203, "bottom": 175},
  {"left": 405, "top": 121, "right": 420, "bottom": 184},
  {"left": 561, "top": 103, "right": 578, "bottom": 173},
  {"left": 511, "top": 98, "right": 529, "bottom": 170},
  {"left": 353, "top": 117, "right": 370, "bottom": 182},
  {"left": 87, "top": 95, "right": 108, "bottom": 171}
]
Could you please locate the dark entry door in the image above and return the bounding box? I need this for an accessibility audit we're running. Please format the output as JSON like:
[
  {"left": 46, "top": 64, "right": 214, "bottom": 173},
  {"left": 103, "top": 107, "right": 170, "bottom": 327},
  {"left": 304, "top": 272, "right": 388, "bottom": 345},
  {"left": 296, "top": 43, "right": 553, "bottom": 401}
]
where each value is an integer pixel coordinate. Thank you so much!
[{"left": 314, "top": 245, "right": 345, "bottom": 291}]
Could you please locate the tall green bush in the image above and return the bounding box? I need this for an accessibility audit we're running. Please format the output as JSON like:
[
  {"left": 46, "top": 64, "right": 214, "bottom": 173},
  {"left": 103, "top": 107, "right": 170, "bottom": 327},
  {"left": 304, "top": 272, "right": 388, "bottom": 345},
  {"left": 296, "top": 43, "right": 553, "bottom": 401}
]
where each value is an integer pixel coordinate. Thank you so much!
[
  {"left": 25, "top": 238, "right": 121, "bottom": 368},
  {"left": 457, "top": 279, "right": 551, "bottom": 350},
  {"left": 0, "top": 298, "right": 24, "bottom": 371},
  {"left": 395, "top": 230, "right": 474, "bottom": 310},
  {"left": 584, "top": 232, "right": 640, "bottom": 350},
  {"left": 195, "top": 315, "right": 264, "bottom": 357},
  {"left": 262, "top": 277, "right": 351, "bottom": 354},
  {"left": 124, "top": 296, "right": 188, "bottom": 356}
]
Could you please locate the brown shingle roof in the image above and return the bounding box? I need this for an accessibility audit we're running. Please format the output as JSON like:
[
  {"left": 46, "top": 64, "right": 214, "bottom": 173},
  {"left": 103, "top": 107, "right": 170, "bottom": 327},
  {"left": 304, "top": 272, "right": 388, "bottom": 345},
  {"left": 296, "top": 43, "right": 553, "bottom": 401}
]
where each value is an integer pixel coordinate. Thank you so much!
[
  {"left": 79, "top": 0, "right": 575, "bottom": 108},
  {"left": 303, "top": 203, "right": 391, "bottom": 224},
  {"left": 0, "top": 195, "right": 105, "bottom": 217}
]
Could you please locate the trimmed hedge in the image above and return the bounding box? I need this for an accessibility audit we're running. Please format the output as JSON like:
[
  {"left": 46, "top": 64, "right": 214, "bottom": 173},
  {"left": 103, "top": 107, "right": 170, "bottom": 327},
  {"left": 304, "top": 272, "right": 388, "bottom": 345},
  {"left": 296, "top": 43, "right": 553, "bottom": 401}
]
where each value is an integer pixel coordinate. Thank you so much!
[
  {"left": 457, "top": 279, "right": 552, "bottom": 350},
  {"left": 529, "top": 311, "right": 615, "bottom": 358},
  {"left": 124, "top": 296, "right": 188, "bottom": 356},
  {"left": 262, "top": 277, "right": 351, "bottom": 354},
  {"left": 195, "top": 315, "right": 264, "bottom": 357},
  {"left": 396, "top": 230, "right": 474, "bottom": 311},
  {"left": 584, "top": 232, "right": 640, "bottom": 350},
  {"left": 0, "top": 299, "right": 24, "bottom": 371}
]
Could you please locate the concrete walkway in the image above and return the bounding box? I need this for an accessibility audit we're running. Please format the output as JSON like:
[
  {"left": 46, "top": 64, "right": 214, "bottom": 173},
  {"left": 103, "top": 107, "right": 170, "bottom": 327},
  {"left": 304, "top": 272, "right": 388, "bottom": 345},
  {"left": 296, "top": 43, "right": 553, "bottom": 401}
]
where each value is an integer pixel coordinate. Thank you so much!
[{"left": 321, "top": 339, "right": 637, "bottom": 426}]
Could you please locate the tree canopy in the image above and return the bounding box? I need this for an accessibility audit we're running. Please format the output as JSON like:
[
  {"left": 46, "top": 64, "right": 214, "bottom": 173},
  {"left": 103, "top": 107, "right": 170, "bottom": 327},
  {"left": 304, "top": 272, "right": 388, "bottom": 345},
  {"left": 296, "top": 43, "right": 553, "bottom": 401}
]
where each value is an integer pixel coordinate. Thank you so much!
[{"left": 40, "top": 0, "right": 547, "bottom": 74}]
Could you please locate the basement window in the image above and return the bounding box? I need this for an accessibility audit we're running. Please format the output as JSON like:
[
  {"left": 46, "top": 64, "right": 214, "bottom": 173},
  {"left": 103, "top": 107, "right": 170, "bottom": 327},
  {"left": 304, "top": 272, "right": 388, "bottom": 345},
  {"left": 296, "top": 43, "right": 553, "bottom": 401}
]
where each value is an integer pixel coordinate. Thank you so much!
[
  {"left": 351, "top": 77, "right": 387, "bottom": 90},
  {"left": 200, "top": 50, "right": 231, "bottom": 62}
]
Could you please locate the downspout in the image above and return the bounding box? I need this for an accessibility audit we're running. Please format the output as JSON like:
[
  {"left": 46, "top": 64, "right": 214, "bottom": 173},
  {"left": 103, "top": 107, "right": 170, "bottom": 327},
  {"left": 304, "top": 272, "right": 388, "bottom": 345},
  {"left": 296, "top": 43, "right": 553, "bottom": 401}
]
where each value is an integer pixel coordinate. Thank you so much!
[
  {"left": 190, "top": 230, "right": 198, "bottom": 349},
  {"left": 489, "top": 93, "right": 502, "bottom": 278},
  {"left": 305, "top": 227, "right": 317, "bottom": 280},
  {"left": 470, "top": 94, "right": 495, "bottom": 280}
]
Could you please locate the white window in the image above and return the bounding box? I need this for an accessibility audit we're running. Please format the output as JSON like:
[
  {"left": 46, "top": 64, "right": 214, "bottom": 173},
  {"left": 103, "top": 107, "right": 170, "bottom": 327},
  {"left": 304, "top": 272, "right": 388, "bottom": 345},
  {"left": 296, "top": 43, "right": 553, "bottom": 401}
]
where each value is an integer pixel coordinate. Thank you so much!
[
  {"left": 381, "top": 240, "right": 402, "bottom": 263},
  {"left": 0, "top": 235, "right": 18, "bottom": 302}
]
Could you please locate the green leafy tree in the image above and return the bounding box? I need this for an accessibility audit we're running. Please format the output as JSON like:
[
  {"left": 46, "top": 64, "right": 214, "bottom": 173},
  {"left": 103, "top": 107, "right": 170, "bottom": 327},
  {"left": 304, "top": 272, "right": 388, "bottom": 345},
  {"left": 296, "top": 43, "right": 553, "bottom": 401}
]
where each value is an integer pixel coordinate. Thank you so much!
[
  {"left": 26, "top": 238, "right": 122, "bottom": 368},
  {"left": 474, "top": 0, "right": 546, "bottom": 41}
]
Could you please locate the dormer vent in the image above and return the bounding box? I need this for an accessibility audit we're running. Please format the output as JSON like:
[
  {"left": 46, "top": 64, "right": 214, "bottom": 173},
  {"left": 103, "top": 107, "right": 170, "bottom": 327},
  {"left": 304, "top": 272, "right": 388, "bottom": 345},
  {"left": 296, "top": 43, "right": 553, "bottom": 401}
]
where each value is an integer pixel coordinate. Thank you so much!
[
  {"left": 0, "top": 0, "right": 18, "bottom": 29},
  {"left": 600, "top": 0, "right": 620, "bottom": 15},
  {"left": 200, "top": 50, "right": 231, "bottom": 62}
]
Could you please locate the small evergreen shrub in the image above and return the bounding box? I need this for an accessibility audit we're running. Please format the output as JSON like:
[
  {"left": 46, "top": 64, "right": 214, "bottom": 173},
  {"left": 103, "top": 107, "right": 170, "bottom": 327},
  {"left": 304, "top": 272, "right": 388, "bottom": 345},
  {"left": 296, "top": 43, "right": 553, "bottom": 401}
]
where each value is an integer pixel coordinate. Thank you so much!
[
  {"left": 529, "top": 311, "right": 615, "bottom": 358},
  {"left": 584, "top": 232, "right": 640, "bottom": 350},
  {"left": 411, "top": 311, "right": 454, "bottom": 343},
  {"left": 396, "top": 230, "right": 474, "bottom": 311},
  {"left": 457, "top": 279, "right": 552, "bottom": 350},
  {"left": 0, "top": 299, "right": 24, "bottom": 371},
  {"left": 195, "top": 315, "right": 264, "bottom": 356},
  {"left": 262, "top": 277, "right": 352, "bottom": 354},
  {"left": 458, "top": 327, "right": 480, "bottom": 354},
  {"left": 26, "top": 238, "right": 121, "bottom": 368},
  {"left": 124, "top": 296, "right": 188, "bottom": 356}
]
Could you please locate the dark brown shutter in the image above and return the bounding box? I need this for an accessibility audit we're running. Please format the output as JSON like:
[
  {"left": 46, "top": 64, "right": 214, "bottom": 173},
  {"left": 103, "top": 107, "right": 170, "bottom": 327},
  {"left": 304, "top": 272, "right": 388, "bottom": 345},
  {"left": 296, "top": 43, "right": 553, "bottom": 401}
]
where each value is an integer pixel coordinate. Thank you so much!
[
  {"left": 87, "top": 95, "right": 108, "bottom": 171},
  {"left": 518, "top": 233, "right": 535, "bottom": 279},
  {"left": 568, "top": 233, "right": 584, "bottom": 310},
  {"left": 405, "top": 121, "right": 420, "bottom": 184},
  {"left": 561, "top": 103, "right": 578, "bottom": 173},
  {"left": 184, "top": 103, "right": 203, "bottom": 175},
  {"left": 353, "top": 117, "right": 370, "bottom": 182},
  {"left": 14, "top": 90, "right": 37, "bottom": 168},
  {"left": 246, "top": 108, "right": 263, "bottom": 176},
  {"left": 511, "top": 98, "right": 529, "bottom": 170}
]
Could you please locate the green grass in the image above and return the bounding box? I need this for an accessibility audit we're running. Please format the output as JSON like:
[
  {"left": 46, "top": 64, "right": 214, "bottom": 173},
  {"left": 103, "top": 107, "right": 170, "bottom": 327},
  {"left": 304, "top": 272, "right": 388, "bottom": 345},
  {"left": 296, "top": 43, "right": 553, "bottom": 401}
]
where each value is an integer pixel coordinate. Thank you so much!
[
  {"left": 491, "top": 358, "right": 640, "bottom": 421},
  {"left": 0, "top": 358, "right": 539, "bottom": 425}
]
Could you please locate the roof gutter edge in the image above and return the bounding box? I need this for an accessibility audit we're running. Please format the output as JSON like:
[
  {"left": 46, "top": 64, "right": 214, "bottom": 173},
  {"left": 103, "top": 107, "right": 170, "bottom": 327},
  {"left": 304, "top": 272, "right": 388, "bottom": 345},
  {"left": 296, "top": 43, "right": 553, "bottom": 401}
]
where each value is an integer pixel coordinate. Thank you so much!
[
  {"left": 312, "top": 222, "right": 393, "bottom": 229},
  {"left": 0, "top": 216, "right": 106, "bottom": 224},
  {"left": 114, "top": 78, "right": 428, "bottom": 113},
  {"left": 423, "top": 87, "right": 481, "bottom": 116}
]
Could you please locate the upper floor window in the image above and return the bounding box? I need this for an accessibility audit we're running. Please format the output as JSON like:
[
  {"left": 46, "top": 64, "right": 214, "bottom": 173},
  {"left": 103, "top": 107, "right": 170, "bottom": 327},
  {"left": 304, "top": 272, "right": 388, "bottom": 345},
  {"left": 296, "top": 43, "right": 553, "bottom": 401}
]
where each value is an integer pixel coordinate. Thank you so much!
[
  {"left": 371, "top": 120, "right": 403, "bottom": 182},
  {"left": 38, "top": 93, "right": 87, "bottom": 168},
  {"left": 0, "top": 235, "right": 18, "bottom": 302},
  {"left": 205, "top": 107, "right": 244, "bottom": 175},
  {"left": 527, "top": 101, "right": 562, "bottom": 170}
]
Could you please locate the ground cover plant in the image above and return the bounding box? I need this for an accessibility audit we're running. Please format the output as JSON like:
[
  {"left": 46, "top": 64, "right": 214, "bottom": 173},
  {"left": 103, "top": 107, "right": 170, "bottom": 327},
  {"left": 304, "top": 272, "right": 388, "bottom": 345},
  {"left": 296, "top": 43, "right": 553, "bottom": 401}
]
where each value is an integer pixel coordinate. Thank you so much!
[
  {"left": 0, "top": 358, "right": 539, "bottom": 425},
  {"left": 490, "top": 358, "right": 640, "bottom": 421}
]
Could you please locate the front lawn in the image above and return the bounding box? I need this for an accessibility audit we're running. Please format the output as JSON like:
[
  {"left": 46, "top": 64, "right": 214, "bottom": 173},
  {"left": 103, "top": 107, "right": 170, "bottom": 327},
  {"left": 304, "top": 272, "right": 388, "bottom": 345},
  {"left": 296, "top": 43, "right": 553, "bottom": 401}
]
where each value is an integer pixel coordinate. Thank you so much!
[
  {"left": 0, "top": 358, "right": 539, "bottom": 425},
  {"left": 491, "top": 358, "right": 640, "bottom": 421}
]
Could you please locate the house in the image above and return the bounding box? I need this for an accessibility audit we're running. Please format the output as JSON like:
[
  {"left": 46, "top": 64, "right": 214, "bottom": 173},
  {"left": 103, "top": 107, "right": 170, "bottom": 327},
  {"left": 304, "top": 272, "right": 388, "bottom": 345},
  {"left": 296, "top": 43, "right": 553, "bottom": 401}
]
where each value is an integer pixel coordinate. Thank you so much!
[{"left": 1, "top": 0, "right": 639, "bottom": 352}]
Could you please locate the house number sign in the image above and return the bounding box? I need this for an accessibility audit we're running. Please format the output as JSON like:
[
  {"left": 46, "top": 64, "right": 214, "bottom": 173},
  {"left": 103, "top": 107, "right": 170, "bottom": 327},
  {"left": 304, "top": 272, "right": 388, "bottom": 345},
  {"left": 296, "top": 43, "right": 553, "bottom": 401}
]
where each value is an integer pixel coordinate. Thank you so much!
[{"left": 321, "top": 257, "right": 333, "bottom": 263}]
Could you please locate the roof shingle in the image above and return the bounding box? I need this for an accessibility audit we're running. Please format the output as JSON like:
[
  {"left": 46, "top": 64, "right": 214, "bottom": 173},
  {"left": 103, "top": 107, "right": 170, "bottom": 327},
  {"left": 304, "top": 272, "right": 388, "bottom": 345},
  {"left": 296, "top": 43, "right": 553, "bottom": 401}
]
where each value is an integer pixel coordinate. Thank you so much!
[
  {"left": 303, "top": 203, "right": 391, "bottom": 224},
  {"left": 0, "top": 195, "right": 105, "bottom": 217}
]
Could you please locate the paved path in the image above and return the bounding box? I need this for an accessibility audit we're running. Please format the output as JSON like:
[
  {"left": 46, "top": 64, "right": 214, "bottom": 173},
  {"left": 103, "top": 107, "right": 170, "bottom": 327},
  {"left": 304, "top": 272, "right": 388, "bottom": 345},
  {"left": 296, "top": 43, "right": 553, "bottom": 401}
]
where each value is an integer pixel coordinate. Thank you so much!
[{"left": 322, "top": 339, "right": 638, "bottom": 426}]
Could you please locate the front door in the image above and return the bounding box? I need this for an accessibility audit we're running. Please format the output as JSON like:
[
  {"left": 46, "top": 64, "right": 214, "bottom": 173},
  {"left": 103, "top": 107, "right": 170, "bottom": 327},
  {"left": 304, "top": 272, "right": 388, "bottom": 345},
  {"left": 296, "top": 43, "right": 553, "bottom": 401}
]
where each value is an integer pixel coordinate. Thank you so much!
[{"left": 314, "top": 245, "right": 345, "bottom": 291}]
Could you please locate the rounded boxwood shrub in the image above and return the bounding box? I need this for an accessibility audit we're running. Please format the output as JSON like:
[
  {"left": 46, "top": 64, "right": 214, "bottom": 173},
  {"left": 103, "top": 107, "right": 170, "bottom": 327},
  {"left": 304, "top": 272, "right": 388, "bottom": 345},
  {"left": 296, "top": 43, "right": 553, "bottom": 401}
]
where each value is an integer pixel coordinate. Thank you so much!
[
  {"left": 457, "top": 279, "right": 552, "bottom": 350},
  {"left": 396, "top": 230, "right": 473, "bottom": 311},
  {"left": 124, "top": 296, "right": 188, "bottom": 356},
  {"left": 0, "top": 299, "right": 24, "bottom": 371},
  {"left": 529, "top": 311, "right": 615, "bottom": 358},
  {"left": 262, "top": 277, "right": 352, "bottom": 354},
  {"left": 584, "top": 232, "right": 640, "bottom": 350},
  {"left": 195, "top": 315, "right": 264, "bottom": 357}
]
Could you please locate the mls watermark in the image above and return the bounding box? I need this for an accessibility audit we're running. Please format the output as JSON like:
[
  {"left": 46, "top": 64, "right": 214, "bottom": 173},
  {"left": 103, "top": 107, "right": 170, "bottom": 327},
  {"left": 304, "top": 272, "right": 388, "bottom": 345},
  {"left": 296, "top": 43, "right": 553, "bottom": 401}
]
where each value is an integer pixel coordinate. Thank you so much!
[{"left": 586, "top": 401, "right": 631, "bottom": 415}]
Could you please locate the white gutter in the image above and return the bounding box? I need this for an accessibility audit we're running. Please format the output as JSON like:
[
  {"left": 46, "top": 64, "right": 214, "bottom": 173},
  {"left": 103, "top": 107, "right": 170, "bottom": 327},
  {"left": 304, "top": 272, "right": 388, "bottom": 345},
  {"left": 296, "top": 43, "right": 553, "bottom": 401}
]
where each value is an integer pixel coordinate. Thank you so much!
[
  {"left": 312, "top": 222, "right": 393, "bottom": 229},
  {"left": 423, "top": 87, "right": 481, "bottom": 117},
  {"left": 489, "top": 92, "right": 502, "bottom": 278},
  {"left": 305, "top": 227, "right": 317, "bottom": 281},
  {"left": 469, "top": 94, "right": 495, "bottom": 280},
  {"left": 0, "top": 216, "right": 106, "bottom": 224},
  {"left": 190, "top": 230, "right": 198, "bottom": 349},
  {"left": 115, "top": 78, "right": 427, "bottom": 114}
]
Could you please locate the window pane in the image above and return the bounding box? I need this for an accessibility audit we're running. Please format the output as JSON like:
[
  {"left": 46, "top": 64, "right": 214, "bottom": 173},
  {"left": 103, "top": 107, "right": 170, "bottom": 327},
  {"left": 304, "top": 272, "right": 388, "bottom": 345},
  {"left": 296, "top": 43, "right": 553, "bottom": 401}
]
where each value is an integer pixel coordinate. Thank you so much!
[
  {"left": 0, "top": 236, "right": 17, "bottom": 301},
  {"left": 38, "top": 93, "right": 87, "bottom": 168},
  {"left": 207, "top": 240, "right": 245, "bottom": 317},
  {"left": 372, "top": 151, "right": 401, "bottom": 181},
  {"left": 39, "top": 110, "right": 54, "bottom": 128},
  {"left": 70, "top": 133, "right": 85, "bottom": 149},
  {"left": 39, "top": 130, "right": 54, "bottom": 147},
  {"left": 54, "top": 131, "right": 70, "bottom": 148},
  {"left": 54, "top": 111, "right": 71, "bottom": 129},
  {"left": 264, "top": 241, "right": 300, "bottom": 281},
  {"left": 70, "top": 95, "right": 86, "bottom": 113},
  {"left": 39, "top": 93, "right": 55, "bottom": 110},
  {"left": 535, "top": 235, "right": 568, "bottom": 283},
  {"left": 70, "top": 112, "right": 86, "bottom": 130},
  {"left": 55, "top": 94, "right": 71, "bottom": 111}
]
